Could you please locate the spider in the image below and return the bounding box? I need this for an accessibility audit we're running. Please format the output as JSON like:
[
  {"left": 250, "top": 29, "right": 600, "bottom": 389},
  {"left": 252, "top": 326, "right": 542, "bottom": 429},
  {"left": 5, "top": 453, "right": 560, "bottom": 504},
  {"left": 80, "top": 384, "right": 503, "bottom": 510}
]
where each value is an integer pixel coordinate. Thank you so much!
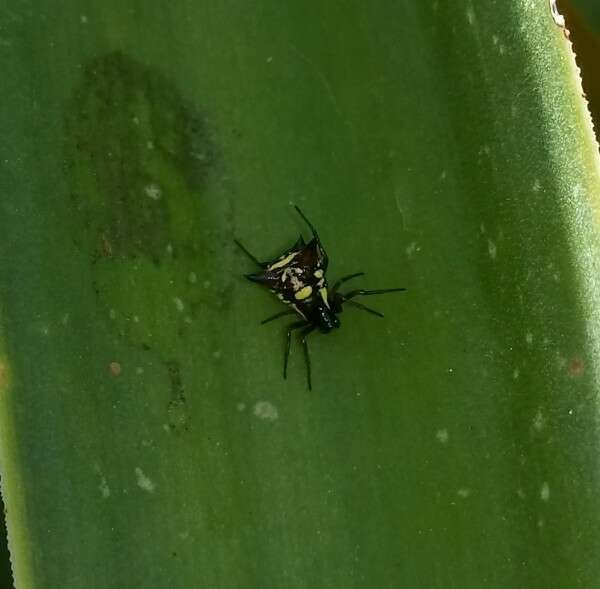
[{"left": 234, "top": 206, "right": 405, "bottom": 390}]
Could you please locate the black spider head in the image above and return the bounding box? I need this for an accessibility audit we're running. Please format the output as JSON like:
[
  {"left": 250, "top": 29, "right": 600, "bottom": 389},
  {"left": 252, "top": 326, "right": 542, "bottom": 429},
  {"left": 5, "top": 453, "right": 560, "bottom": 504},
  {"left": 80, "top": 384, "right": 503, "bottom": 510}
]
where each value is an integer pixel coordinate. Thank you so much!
[{"left": 312, "top": 303, "right": 340, "bottom": 333}]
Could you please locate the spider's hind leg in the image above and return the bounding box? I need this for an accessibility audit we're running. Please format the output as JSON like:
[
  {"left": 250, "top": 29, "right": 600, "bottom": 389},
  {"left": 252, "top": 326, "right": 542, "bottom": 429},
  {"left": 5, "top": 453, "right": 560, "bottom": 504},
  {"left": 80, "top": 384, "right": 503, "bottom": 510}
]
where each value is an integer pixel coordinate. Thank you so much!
[
  {"left": 284, "top": 321, "right": 309, "bottom": 381},
  {"left": 300, "top": 324, "right": 316, "bottom": 391}
]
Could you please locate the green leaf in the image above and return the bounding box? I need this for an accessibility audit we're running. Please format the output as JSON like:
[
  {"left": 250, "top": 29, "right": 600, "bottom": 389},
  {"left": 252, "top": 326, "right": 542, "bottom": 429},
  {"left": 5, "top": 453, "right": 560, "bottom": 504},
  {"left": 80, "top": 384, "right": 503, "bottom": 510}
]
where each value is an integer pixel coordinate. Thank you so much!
[{"left": 2, "top": 1, "right": 600, "bottom": 587}]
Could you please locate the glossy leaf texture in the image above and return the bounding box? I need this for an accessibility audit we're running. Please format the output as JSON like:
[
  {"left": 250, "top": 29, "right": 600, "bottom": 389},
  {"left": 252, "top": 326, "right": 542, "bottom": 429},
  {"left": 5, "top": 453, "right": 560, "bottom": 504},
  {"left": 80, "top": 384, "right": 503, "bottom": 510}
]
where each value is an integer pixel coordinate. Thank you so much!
[{"left": 2, "top": 1, "right": 600, "bottom": 587}]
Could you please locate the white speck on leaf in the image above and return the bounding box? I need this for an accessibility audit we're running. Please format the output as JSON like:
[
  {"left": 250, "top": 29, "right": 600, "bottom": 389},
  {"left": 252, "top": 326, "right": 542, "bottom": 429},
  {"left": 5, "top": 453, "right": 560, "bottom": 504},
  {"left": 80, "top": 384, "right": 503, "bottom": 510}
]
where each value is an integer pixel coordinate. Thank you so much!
[
  {"left": 533, "top": 409, "right": 545, "bottom": 431},
  {"left": 466, "top": 7, "right": 475, "bottom": 25},
  {"left": 513, "top": 368, "right": 520, "bottom": 380},
  {"left": 94, "top": 464, "right": 110, "bottom": 498},
  {"left": 488, "top": 239, "right": 497, "bottom": 260},
  {"left": 526, "top": 331, "right": 534, "bottom": 345},
  {"left": 457, "top": 488, "right": 471, "bottom": 498},
  {"left": 405, "top": 241, "right": 418, "bottom": 258},
  {"left": 135, "top": 467, "right": 156, "bottom": 493},
  {"left": 99, "top": 477, "right": 110, "bottom": 498},
  {"left": 254, "top": 401, "right": 279, "bottom": 421},
  {"left": 144, "top": 183, "right": 162, "bottom": 201},
  {"left": 172, "top": 297, "right": 184, "bottom": 312},
  {"left": 436, "top": 429, "right": 449, "bottom": 444},
  {"left": 540, "top": 481, "right": 550, "bottom": 501}
]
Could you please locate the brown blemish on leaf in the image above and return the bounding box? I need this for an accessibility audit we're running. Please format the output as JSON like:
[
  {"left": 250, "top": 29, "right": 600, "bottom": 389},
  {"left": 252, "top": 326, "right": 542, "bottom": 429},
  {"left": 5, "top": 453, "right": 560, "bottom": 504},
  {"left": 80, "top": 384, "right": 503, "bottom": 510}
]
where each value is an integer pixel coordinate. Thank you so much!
[
  {"left": 568, "top": 356, "right": 584, "bottom": 378},
  {"left": 98, "top": 233, "right": 113, "bottom": 259},
  {"left": 65, "top": 50, "right": 217, "bottom": 263},
  {"left": 109, "top": 361, "right": 122, "bottom": 377},
  {"left": 65, "top": 51, "right": 229, "bottom": 354}
]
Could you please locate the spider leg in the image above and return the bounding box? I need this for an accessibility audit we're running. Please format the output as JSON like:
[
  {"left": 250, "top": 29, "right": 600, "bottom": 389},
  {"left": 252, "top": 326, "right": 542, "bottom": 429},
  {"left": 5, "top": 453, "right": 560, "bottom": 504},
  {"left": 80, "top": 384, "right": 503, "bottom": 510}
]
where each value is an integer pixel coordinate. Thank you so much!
[
  {"left": 284, "top": 321, "right": 309, "bottom": 380},
  {"left": 294, "top": 205, "right": 319, "bottom": 239},
  {"left": 342, "top": 298, "right": 384, "bottom": 318},
  {"left": 331, "top": 272, "right": 365, "bottom": 294},
  {"left": 343, "top": 287, "right": 406, "bottom": 299},
  {"left": 234, "top": 239, "right": 267, "bottom": 268},
  {"left": 261, "top": 309, "right": 296, "bottom": 325},
  {"left": 294, "top": 205, "right": 329, "bottom": 268},
  {"left": 300, "top": 324, "right": 316, "bottom": 391}
]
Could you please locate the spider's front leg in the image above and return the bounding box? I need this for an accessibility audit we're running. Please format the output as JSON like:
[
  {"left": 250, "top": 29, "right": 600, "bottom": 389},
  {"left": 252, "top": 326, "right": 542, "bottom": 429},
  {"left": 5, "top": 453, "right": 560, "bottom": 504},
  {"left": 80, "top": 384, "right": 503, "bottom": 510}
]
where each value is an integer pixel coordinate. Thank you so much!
[
  {"left": 332, "top": 274, "right": 406, "bottom": 318},
  {"left": 332, "top": 292, "right": 385, "bottom": 318}
]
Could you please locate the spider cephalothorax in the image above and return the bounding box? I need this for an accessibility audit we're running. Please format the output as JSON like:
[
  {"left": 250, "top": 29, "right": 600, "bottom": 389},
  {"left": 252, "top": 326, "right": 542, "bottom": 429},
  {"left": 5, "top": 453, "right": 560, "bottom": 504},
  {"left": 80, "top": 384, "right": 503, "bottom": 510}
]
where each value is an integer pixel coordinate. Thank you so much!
[{"left": 235, "top": 206, "right": 405, "bottom": 389}]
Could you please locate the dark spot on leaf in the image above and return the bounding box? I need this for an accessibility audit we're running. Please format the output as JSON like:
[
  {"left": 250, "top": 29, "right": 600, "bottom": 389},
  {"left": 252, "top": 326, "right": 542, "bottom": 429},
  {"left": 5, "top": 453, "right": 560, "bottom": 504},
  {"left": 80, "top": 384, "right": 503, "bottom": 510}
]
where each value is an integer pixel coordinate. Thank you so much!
[
  {"left": 64, "top": 50, "right": 230, "bottom": 359},
  {"left": 568, "top": 356, "right": 584, "bottom": 378},
  {"left": 165, "top": 359, "right": 185, "bottom": 402},
  {"left": 64, "top": 50, "right": 217, "bottom": 263},
  {"left": 165, "top": 359, "right": 189, "bottom": 432}
]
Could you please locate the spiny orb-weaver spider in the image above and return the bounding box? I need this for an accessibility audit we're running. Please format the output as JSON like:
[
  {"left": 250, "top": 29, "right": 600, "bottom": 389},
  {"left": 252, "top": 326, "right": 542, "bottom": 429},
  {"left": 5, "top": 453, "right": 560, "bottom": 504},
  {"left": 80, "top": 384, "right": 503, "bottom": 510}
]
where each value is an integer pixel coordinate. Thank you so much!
[{"left": 235, "top": 206, "right": 405, "bottom": 390}]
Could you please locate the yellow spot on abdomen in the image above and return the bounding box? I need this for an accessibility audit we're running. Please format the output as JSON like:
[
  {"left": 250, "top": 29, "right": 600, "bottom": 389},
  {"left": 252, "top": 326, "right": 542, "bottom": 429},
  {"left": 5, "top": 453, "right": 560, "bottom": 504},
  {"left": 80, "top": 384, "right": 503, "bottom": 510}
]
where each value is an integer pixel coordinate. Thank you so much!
[
  {"left": 295, "top": 285, "right": 313, "bottom": 300},
  {"left": 268, "top": 251, "right": 298, "bottom": 271},
  {"left": 319, "top": 287, "right": 330, "bottom": 308},
  {"left": 314, "top": 269, "right": 324, "bottom": 278}
]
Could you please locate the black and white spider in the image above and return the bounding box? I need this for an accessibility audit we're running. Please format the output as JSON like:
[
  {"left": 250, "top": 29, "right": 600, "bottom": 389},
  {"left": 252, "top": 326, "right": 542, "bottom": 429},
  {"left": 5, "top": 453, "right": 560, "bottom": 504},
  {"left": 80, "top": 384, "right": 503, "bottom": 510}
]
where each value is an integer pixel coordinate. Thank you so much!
[{"left": 235, "top": 206, "right": 405, "bottom": 390}]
